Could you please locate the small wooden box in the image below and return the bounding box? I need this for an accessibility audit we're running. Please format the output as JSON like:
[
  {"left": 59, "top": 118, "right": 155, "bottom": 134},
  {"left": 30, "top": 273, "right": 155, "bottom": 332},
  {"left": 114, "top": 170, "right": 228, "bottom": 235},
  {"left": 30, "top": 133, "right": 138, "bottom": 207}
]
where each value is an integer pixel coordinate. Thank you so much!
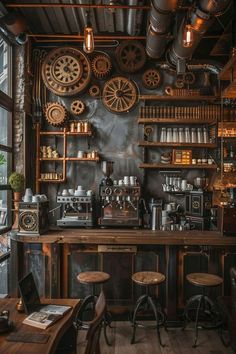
[{"left": 172, "top": 149, "right": 192, "bottom": 164}]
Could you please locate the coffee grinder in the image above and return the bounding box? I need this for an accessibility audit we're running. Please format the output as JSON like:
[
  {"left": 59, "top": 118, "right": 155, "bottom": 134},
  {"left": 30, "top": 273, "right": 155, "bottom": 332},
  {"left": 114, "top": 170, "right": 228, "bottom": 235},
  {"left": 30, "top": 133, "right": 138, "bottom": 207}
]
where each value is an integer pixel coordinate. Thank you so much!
[{"left": 100, "top": 161, "right": 114, "bottom": 186}]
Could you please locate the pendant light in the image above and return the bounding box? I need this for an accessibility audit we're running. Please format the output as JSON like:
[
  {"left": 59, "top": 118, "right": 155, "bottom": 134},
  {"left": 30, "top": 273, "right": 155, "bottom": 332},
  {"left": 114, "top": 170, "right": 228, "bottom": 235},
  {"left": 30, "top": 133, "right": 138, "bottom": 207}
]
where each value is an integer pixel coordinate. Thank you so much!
[
  {"left": 182, "top": 12, "right": 194, "bottom": 48},
  {"left": 83, "top": 1, "right": 94, "bottom": 54}
]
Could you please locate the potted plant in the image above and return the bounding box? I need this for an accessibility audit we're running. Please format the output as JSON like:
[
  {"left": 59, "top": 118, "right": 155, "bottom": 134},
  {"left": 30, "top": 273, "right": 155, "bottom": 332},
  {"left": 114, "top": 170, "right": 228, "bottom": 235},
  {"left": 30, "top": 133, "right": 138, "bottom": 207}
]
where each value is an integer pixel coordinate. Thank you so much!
[{"left": 9, "top": 172, "right": 25, "bottom": 201}]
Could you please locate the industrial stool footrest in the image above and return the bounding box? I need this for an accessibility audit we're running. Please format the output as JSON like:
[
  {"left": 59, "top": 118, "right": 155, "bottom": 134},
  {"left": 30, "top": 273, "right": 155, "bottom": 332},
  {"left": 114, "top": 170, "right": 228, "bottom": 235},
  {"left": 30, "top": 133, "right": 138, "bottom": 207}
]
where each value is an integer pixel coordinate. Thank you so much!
[
  {"left": 183, "top": 272, "right": 223, "bottom": 348},
  {"left": 130, "top": 271, "right": 166, "bottom": 347},
  {"left": 75, "top": 271, "right": 112, "bottom": 346}
]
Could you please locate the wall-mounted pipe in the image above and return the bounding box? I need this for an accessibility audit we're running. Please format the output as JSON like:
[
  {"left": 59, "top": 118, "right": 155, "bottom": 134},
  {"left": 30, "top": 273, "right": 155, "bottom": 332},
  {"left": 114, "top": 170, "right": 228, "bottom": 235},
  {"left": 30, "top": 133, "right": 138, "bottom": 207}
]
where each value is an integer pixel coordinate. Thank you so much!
[
  {"left": 146, "top": 0, "right": 178, "bottom": 59},
  {"left": 127, "top": 0, "right": 144, "bottom": 36},
  {"left": 167, "top": 0, "right": 231, "bottom": 66}
]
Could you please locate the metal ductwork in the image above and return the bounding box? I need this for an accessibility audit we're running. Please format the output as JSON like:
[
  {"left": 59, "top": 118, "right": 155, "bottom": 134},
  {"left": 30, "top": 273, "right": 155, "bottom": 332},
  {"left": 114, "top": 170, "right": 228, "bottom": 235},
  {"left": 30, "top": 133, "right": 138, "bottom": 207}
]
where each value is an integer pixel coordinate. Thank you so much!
[
  {"left": 146, "top": 0, "right": 178, "bottom": 59},
  {"left": 167, "top": 0, "right": 231, "bottom": 67},
  {"left": 127, "top": 0, "right": 144, "bottom": 36}
]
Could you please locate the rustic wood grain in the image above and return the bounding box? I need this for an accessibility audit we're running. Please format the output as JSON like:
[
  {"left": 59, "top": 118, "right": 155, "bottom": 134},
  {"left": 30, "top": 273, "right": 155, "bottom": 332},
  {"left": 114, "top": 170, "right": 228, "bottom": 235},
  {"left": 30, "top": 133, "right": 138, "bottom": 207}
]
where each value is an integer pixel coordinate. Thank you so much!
[
  {"left": 0, "top": 298, "right": 80, "bottom": 354},
  {"left": 186, "top": 273, "right": 223, "bottom": 287}
]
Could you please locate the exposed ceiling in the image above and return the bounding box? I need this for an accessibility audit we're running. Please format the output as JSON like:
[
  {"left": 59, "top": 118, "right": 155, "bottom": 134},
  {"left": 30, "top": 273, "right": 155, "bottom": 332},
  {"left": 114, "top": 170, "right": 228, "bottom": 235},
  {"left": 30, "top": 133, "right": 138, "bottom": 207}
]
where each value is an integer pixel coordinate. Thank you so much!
[{"left": 0, "top": 1, "right": 234, "bottom": 64}]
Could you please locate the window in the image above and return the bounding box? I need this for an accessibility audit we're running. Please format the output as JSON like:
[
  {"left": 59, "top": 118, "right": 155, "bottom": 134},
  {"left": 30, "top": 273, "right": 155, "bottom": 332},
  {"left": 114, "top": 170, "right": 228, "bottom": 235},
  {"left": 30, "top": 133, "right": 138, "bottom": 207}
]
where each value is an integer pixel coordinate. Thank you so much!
[{"left": 0, "top": 35, "right": 12, "bottom": 296}]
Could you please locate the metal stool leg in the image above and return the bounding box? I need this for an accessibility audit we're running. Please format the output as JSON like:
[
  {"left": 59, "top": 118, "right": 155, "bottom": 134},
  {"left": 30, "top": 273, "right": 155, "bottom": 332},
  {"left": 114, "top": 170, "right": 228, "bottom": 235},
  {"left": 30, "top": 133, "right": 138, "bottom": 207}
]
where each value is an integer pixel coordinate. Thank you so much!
[
  {"left": 193, "top": 294, "right": 204, "bottom": 348},
  {"left": 131, "top": 294, "right": 148, "bottom": 344},
  {"left": 148, "top": 295, "right": 164, "bottom": 347}
]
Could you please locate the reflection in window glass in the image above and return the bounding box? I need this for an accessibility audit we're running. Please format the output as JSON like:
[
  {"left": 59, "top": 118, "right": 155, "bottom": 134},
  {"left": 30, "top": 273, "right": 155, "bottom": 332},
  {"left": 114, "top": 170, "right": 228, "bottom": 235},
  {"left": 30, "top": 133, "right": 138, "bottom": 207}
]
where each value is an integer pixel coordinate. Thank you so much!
[
  {"left": 0, "top": 191, "right": 11, "bottom": 230},
  {"left": 0, "top": 38, "right": 10, "bottom": 96},
  {"left": 0, "top": 258, "right": 9, "bottom": 295},
  {"left": 0, "top": 151, "right": 11, "bottom": 184},
  {"left": 0, "top": 108, "right": 11, "bottom": 147}
]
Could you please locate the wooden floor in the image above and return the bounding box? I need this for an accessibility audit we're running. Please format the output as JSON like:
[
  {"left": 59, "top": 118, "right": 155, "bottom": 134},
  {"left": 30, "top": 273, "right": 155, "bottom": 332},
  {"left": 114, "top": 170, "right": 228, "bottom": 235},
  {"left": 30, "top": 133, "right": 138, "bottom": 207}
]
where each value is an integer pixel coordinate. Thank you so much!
[{"left": 78, "top": 321, "right": 234, "bottom": 354}]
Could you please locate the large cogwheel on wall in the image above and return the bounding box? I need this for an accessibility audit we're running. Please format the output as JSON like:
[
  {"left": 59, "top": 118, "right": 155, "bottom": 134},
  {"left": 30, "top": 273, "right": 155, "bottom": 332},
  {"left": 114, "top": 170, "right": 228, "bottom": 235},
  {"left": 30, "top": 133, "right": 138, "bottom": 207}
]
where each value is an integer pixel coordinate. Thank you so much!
[
  {"left": 44, "top": 102, "right": 68, "bottom": 126},
  {"left": 115, "top": 40, "right": 146, "bottom": 73},
  {"left": 102, "top": 76, "right": 138, "bottom": 113},
  {"left": 42, "top": 47, "right": 91, "bottom": 96},
  {"left": 91, "top": 53, "right": 112, "bottom": 79}
]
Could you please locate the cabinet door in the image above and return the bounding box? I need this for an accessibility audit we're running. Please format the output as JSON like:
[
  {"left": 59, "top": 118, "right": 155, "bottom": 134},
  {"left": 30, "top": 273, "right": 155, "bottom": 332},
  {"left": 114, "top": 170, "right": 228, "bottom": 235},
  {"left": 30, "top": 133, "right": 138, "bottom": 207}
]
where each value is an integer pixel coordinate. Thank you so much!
[
  {"left": 101, "top": 252, "right": 135, "bottom": 306},
  {"left": 68, "top": 249, "right": 100, "bottom": 299}
]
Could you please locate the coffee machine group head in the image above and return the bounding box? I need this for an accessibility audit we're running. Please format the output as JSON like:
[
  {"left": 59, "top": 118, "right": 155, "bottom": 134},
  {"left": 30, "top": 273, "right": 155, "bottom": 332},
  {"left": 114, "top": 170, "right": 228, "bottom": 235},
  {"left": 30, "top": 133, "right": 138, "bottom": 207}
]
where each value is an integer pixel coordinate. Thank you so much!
[{"left": 101, "top": 161, "right": 114, "bottom": 186}]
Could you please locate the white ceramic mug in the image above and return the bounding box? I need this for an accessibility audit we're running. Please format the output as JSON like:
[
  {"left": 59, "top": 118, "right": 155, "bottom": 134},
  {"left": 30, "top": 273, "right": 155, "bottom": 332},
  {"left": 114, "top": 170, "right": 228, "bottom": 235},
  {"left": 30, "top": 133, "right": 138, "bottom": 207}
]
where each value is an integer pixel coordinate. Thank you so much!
[
  {"left": 124, "top": 176, "right": 130, "bottom": 185},
  {"left": 32, "top": 195, "right": 40, "bottom": 203},
  {"left": 68, "top": 189, "right": 75, "bottom": 195},
  {"left": 87, "top": 190, "right": 93, "bottom": 196},
  {"left": 62, "top": 189, "right": 68, "bottom": 196}
]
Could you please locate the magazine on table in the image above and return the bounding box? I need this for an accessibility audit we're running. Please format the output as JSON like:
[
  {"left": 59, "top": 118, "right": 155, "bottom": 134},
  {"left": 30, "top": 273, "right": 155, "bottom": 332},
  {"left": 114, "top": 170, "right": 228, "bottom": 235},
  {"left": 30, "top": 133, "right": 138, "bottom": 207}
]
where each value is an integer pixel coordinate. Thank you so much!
[{"left": 23, "top": 305, "right": 71, "bottom": 329}]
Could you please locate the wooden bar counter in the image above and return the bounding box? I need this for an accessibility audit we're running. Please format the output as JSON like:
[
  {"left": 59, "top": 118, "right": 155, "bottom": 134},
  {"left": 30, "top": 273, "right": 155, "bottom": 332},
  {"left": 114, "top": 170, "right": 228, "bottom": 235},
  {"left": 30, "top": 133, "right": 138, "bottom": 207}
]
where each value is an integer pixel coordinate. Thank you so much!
[
  {"left": 11, "top": 229, "right": 236, "bottom": 245},
  {"left": 10, "top": 229, "right": 236, "bottom": 324}
]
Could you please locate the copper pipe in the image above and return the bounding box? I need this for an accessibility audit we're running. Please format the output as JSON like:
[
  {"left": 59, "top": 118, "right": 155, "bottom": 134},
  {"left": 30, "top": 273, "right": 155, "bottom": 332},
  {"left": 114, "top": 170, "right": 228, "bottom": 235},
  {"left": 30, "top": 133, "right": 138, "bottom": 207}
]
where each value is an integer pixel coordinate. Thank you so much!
[
  {"left": 28, "top": 34, "right": 146, "bottom": 39},
  {"left": 6, "top": 3, "right": 151, "bottom": 10}
]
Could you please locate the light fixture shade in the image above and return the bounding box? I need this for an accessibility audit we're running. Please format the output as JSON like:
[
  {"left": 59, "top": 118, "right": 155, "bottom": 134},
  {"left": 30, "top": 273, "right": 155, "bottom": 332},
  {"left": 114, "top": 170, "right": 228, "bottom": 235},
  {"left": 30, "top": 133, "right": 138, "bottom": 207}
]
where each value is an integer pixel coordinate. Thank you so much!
[
  {"left": 183, "top": 24, "right": 194, "bottom": 48},
  {"left": 83, "top": 25, "right": 94, "bottom": 53}
]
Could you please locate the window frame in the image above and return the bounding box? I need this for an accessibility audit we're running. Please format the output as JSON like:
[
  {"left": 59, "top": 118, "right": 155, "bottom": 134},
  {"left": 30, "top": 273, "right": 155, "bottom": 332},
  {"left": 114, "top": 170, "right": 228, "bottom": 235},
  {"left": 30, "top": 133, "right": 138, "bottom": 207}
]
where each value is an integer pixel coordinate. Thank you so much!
[{"left": 0, "top": 33, "right": 13, "bottom": 237}]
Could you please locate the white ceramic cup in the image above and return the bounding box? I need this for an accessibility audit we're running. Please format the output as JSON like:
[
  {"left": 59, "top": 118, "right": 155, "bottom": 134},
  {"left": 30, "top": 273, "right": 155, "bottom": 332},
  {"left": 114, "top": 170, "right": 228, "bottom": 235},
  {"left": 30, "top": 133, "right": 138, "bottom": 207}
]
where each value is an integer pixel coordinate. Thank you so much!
[
  {"left": 77, "top": 150, "right": 84, "bottom": 158},
  {"left": 68, "top": 189, "right": 75, "bottom": 195},
  {"left": 25, "top": 188, "right": 33, "bottom": 196},
  {"left": 62, "top": 189, "right": 69, "bottom": 196},
  {"left": 32, "top": 195, "right": 40, "bottom": 203},
  {"left": 23, "top": 195, "right": 32, "bottom": 202},
  {"left": 87, "top": 190, "right": 93, "bottom": 196},
  {"left": 124, "top": 176, "right": 130, "bottom": 185},
  {"left": 130, "top": 176, "right": 136, "bottom": 185},
  {"left": 118, "top": 179, "right": 123, "bottom": 186}
]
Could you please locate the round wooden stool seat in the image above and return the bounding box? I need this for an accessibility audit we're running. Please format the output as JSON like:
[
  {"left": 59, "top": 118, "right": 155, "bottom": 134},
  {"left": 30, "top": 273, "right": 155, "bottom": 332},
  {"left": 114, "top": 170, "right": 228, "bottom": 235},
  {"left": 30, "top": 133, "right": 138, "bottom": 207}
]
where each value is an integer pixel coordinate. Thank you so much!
[
  {"left": 186, "top": 273, "right": 223, "bottom": 287},
  {"left": 132, "top": 271, "right": 165, "bottom": 286},
  {"left": 77, "top": 271, "right": 110, "bottom": 285}
]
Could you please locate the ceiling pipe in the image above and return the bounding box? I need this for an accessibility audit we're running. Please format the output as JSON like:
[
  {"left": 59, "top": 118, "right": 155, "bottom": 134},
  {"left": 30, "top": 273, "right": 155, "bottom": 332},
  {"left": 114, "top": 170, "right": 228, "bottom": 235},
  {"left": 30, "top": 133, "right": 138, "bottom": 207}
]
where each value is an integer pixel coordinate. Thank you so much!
[
  {"left": 146, "top": 0, "right": 179, "bottom": 59},
  {"left": 167, "top": 0, "right": 232, "bottom": 68}
]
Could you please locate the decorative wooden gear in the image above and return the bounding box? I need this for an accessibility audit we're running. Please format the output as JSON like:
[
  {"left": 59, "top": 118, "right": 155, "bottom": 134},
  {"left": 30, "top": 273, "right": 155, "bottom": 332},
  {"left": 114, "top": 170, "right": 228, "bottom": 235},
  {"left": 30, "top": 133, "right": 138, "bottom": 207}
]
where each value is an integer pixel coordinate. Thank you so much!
[
  {"left": 42, "top": 47, "right": 91, "bottom": 96},
  {"left": 89, "top": 84, "right": 100, "bottom": 97},
  {"left": 91, "top": 54, "right": 112, "bottom": 79},
  {"left": 44, "top": 102, "right": 67, "bottom": 126},
  {"left": 115, "top": 40, "right": 146, "bottom": 73},
  {"left": 70, "top": 100, "right": 85, "bottom": 115},
  {"left": 142, "top": 69, "right": 161, "bottom": 89},
  {"left": 102, "top": 76, "right": 138, "bottom": 113}
]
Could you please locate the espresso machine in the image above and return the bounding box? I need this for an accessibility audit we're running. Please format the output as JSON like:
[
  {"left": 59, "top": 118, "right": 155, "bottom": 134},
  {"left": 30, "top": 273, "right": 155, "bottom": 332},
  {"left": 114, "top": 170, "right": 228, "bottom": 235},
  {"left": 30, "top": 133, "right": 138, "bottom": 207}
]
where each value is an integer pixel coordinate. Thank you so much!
[
  {"left": 99, "top": 161, "right": 141, "bottom": 227},
  {"left": 99, "top": 185, "right": 141, "bottom": 227},
  {"left": 57, "top": 195, "right": 95, "bottom": 227}
]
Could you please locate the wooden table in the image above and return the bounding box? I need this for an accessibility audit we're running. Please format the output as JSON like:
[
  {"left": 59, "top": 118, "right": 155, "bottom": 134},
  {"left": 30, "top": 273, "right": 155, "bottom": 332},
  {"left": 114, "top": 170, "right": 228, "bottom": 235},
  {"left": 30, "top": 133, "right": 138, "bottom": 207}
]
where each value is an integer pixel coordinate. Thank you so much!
[{"left": 0, "top": 298, "right": 80, "bottom": 354}]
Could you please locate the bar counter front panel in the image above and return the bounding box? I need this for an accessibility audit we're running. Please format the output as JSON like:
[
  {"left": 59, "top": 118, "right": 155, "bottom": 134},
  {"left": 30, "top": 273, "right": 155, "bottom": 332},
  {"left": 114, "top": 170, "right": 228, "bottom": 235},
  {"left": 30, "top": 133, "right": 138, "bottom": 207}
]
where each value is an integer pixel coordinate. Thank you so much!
[{"left": 10, "top": 229, "right": 236, "bottom": 322}]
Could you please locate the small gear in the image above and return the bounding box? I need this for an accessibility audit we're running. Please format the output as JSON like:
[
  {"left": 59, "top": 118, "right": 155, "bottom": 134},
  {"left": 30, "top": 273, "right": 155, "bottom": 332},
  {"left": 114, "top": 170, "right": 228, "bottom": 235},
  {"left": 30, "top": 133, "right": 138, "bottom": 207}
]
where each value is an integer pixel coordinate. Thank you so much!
[
  {"left": 115, "top": 40, "right": 146, "bottom": 73},
  {"left": 91, "top": 54, "right": 112, "bottom": 79},
  {"left": 71, "top": 100, "right": 85, "bottom": 115},
  {"left": 44, "top": 102, "right": 67, "bottom": 126},
  {"left": 89, "top": 84, "right": 100, "bottom": 97},
  {"left": 142, "top": 69, "right": 161, "bottom": 89}
]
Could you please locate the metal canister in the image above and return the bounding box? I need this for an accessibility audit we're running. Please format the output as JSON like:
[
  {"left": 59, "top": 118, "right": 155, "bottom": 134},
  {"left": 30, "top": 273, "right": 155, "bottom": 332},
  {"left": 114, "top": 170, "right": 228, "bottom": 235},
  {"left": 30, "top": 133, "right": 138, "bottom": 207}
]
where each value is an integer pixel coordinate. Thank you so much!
[{"left": 151, "top": 206, "right": 161, "bottom": 231}]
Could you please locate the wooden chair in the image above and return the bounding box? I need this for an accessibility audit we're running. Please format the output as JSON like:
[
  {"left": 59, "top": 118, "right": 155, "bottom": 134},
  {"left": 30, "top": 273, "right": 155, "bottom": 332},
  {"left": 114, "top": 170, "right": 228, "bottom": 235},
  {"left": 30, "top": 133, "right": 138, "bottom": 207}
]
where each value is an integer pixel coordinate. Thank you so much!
[{"left": 75, "top": 290, "right": 106, "bottom": 354}]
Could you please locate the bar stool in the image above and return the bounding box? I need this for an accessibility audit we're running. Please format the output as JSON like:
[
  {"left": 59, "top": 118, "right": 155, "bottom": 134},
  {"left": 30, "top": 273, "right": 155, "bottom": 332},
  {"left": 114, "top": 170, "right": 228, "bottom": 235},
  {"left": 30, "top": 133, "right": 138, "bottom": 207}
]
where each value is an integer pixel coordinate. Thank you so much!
[
  {"left": 183, "top": 272, "right": 223, "bottom": 347},
  {"left": 74, "top": 271, "right": 112, "bottom": 346},
  {"left": 130, "top": 271, "right": 166, "bottom": 346}
]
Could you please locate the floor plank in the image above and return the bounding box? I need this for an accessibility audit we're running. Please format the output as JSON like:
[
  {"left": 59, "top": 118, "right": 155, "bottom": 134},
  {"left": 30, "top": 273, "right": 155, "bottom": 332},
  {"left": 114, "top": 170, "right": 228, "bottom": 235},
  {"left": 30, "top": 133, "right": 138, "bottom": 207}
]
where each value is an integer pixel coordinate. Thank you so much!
[{"left": 82, "top": 321, "right": 234, "bottom": 354}]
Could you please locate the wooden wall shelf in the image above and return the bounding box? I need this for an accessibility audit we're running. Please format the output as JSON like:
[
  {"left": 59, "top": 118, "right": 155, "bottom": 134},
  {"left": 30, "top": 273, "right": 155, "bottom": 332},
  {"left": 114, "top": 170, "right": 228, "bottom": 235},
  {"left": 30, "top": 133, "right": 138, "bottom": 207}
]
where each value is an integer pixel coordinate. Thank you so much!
[
  {"left": 138, "top": 118, "right": 217, "bottom": 125},
  {"left": 138, "top": 141, "right": 217, "bottom": 148},
  {"left": 139, "top": 95, "right": 218, "bottom": 101},
  {"left": 36, "top": 124, "right": 98, "bottom": 193},
  {"left": 139, "top": 163, "right": 218, "bottom": 169}
]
